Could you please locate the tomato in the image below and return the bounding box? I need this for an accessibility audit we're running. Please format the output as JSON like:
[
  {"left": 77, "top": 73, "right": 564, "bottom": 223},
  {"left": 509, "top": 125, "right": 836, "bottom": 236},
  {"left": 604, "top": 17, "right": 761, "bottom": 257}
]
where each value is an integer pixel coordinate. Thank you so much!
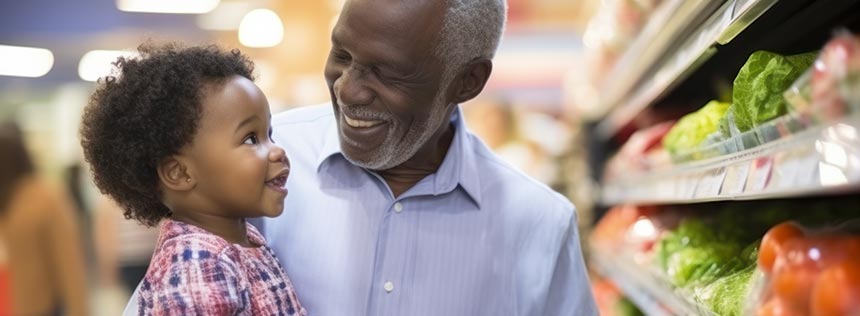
[
  {"left": 771, "top": 263, "right": 819, "bottom": 312},
  {"left": 758, "top": 297, "right": 805, "bottom": 316},
  {"left": 811, "top": 261, "right": 860, "bottom": 316},
  {"left": 771, "top": 235, "right": 860, "bottom": 310},
  {"left": 759, "top": 221, "right": 805, "bottom": 273}
]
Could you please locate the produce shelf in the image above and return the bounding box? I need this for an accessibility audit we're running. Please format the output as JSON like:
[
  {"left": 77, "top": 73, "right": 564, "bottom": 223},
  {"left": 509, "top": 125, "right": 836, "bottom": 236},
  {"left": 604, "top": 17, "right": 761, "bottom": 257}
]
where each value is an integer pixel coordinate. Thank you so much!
[
  {"left": 589, "top": 247, "right": 715, "bottom": 316},
  {"left": 601, "top": 115, "right": 860, "bottom": 206},
  {"left": 594, "top": 0, "right": 723, "bottom": 120},
  {"left": 595, "top": 0, "right": 780, "bottom": 140}
]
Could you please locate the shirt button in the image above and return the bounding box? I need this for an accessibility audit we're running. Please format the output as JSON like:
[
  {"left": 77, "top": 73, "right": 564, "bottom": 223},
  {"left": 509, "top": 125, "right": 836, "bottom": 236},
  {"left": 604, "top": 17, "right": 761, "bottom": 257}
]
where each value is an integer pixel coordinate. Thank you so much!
[
  {"left": 393, "top": 202, "right": 403, "bottom": 213},
  {"left": 384, "top": 281, "right": 394, "bottom": 293}
]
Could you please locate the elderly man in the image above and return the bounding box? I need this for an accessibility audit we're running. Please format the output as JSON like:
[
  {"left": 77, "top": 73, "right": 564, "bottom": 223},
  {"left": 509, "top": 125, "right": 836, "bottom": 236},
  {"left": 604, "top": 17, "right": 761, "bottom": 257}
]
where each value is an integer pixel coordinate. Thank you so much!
[{"left": 125, "top": 0, "right": 596, "bottom": 315}]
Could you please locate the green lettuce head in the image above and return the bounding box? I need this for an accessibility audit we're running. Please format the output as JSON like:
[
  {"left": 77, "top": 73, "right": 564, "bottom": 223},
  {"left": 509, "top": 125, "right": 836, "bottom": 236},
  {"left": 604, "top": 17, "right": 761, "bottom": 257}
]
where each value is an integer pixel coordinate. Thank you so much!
[{"left": 731, "top": 51, "right": 817, "bottom": 131}]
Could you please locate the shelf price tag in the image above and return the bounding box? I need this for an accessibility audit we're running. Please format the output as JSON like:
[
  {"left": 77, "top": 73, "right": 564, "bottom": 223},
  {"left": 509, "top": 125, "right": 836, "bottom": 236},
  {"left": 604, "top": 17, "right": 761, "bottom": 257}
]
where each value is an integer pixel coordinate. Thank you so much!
[
  {"left": 722, "top": 161, "right": 751, "bottom": 196},
  {"left": 745, "top": 156, "right": 773, "bottom": 193},
  {"left": 677, "top": 175, "right": 698, "bottom": 200},
  {"left": 695, "top": 167, "right": 727, "bottom": 198},
  {"left": 795, "top": 146, "right": 822, "bottom": 188},
  {"left": 771, "top": 151, "right": 801, "bottom": 190}
]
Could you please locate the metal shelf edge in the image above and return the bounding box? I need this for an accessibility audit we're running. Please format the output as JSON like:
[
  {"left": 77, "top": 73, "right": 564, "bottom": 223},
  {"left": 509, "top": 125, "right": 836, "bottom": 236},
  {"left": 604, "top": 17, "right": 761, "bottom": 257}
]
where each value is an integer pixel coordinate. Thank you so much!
[
  {"left": 600, "top": 115, "right": 860, "bottom": 206},
  {"left": 589, "top": 247, "right": 713, "bottom": 316}
]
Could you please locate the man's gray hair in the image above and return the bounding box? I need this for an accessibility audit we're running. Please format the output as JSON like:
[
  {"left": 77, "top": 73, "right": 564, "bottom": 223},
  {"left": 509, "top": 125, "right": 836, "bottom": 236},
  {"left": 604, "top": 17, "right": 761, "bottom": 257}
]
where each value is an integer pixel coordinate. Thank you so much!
[{"left": 435, "top": 0, "right": 507, "bottom": 85}]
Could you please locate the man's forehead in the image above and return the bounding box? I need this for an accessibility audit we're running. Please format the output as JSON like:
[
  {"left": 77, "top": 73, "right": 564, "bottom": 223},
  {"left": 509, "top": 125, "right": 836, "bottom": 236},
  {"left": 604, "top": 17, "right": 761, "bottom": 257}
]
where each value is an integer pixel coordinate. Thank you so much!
[
  {"left": 335, "top": 0, "right": 445, "bottom": 54},
  {"left": 342, "top": 0, "right": 446, "bottom": 23}
]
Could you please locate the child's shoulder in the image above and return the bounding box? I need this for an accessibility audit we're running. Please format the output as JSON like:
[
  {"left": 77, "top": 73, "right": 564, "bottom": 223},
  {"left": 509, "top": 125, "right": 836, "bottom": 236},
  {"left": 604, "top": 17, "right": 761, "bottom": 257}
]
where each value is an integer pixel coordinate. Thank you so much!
[{"left": 152, "top": 220, "right": 241, "bottom": 265}]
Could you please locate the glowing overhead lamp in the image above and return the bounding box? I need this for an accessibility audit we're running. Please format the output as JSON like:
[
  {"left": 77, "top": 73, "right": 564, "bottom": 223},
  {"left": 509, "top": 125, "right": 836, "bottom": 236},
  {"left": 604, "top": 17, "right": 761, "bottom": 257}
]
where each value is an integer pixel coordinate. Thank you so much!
[
  {"left": 197, "top": 2, "right": 256, "bottom": 30},
  {"left": 0, "top": 44, "right": 54, "bottom": 78},
  {"left": 78, "top": 50, "right": 138, "bottom": 82},
  {"left": 116, "top": 0, "right": 220, "bottom": 14},
  {"left": 238, "top": 9, "right": 284, "bottom": 48}
]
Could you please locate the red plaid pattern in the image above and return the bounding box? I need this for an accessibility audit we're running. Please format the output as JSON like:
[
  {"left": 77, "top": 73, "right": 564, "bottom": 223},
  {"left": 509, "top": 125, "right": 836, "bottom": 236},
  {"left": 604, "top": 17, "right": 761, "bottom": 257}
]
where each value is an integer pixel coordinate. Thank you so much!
[{"left": 136, "top": 219, "right": 306, "bottom": 316}]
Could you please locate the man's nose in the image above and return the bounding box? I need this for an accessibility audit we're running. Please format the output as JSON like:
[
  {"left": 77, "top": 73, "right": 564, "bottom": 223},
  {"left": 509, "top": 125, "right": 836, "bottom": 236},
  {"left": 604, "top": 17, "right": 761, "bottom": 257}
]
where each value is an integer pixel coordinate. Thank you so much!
[{"left": 334, "top": 66, "right": 373, "bottom": 106}]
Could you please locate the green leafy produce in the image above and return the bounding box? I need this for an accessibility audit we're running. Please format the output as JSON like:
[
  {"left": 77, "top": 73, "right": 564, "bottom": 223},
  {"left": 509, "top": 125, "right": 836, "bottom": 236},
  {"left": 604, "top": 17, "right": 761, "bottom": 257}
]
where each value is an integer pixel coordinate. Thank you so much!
[
  {"left": 698, "top": 266, "right": 755, "bottom": 316},
  {"left": 616, "top": 297, "right": 645, "bottom": 316},
  {"left": 656, "top": 218, "right": 759, "bottom": 289},
  {"left": 656, "top": 219, "right": 715, "bottom": 270},
  {"left": 663, "top": 100, "right": 730, "bottom": 154},
  {"left": 731, "top": 51, "right": 817, "bottom": 131},
  {"left": 666, "top": 244, "right": 739, "bottom": 288}
]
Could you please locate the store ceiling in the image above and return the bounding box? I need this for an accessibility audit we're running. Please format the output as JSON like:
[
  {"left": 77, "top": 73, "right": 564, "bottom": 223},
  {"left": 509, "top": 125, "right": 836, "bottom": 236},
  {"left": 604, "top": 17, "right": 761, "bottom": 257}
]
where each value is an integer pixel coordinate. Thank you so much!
[
  {"left": 0, "top": 0, "right": 590, "bottom": 96},
  {"left": 0, "top": 0, "right": 211, "bottom": 90}
]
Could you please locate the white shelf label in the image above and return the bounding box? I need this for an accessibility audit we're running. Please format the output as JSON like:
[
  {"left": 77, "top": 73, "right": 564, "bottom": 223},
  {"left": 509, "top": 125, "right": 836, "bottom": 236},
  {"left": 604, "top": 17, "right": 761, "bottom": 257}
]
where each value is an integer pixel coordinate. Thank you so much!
[
  {"left": 770, "top": 152, "right": 797, "bottom": 190},
  {"left": 722, "top": 161, "right": 751, "bottom": 195},
  {"left": 745, "top": 156, "right": 773, "bottom": 192},
  {"left": 695, "top": 167, "right": 727, "bottom": 198},
  {"left": 678, "top": 175, "right": 698, "bottom": 199}
]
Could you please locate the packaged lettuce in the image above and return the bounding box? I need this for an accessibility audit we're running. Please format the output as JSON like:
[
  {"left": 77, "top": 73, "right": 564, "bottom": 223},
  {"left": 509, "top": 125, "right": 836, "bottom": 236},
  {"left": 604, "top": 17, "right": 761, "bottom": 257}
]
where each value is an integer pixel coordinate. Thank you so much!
[
  {"left": 731, "top": 51, "right": 817, "bottom": 131},
  {"left": 662, "top": 100, "right": 730, "bottom": 154},
  {"left": 698, "top": 266, "right": 755, "bottom": 316}
]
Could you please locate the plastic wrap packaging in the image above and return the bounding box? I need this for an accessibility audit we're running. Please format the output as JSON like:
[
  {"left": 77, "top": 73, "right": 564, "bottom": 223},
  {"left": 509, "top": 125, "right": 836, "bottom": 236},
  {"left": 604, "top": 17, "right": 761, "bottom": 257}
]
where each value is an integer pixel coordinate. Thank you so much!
[
  {"left": 603, "top": 121, "right": 674, "bottom": 182},
  {"left": 592, "top": 205, "right": 680, "bottom": 264},
  {"left": 662, "top": 100, "right": 730, "bottom": 163},
  {"left": 785, "top": 30, "right": 860, "bottom": 124},
  {"left": 750, "top": 220, "right": 860, "bottom": 316}
]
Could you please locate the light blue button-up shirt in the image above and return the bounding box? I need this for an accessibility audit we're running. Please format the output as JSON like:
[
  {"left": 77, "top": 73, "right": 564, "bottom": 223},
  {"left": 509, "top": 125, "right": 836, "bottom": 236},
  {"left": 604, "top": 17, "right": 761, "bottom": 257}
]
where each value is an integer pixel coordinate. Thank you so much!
[
  {"left": 256, "top": 104, "right": 596, "bottom": 316},
  {"left": 123, "top": 103, "right": 596, "bottom": 316}
]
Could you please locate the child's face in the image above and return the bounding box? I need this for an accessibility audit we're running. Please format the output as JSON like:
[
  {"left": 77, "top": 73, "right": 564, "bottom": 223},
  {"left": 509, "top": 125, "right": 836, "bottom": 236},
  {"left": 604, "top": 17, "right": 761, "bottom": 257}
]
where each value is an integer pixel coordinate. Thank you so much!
[{"left": 183, "top": 75, "right": 289, "bottom": 219}]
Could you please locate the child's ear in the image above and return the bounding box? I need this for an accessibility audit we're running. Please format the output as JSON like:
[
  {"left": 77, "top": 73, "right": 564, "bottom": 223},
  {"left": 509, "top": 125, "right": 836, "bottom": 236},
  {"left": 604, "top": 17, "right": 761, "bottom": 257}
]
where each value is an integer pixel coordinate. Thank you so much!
[{"left": 157, "top": 156, "right": 195, "bottom": 191}]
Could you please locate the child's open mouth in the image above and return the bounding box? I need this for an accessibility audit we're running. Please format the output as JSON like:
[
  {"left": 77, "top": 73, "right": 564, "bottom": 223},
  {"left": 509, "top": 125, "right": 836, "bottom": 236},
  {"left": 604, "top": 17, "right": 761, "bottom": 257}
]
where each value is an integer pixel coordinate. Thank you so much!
[{"left": 266, "top": 171, "right": 289, "bottom": 194}]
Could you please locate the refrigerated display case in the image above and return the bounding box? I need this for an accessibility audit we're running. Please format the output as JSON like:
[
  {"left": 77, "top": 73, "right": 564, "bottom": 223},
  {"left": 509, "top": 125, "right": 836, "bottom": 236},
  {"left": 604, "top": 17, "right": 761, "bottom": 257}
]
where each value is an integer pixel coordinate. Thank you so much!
[{"left": 581, "top": 0, "right": 860, "bottom": 315}]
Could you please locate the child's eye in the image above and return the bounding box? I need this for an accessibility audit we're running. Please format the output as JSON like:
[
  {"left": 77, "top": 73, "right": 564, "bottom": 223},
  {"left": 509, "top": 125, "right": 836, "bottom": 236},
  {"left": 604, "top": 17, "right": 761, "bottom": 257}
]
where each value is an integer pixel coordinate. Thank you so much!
[
  {"left": 243, "top": 134, "right": 259, "bottom": 145},
  {"left": 268, "top": 127, "right": 274, "bottom": 143}
]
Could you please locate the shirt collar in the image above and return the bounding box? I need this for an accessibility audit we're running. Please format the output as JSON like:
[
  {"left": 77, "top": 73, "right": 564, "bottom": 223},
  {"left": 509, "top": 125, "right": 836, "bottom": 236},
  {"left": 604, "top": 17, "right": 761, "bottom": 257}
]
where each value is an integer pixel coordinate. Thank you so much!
[{"left": 316, "top": 107, "right": 482, "bottom": 207}]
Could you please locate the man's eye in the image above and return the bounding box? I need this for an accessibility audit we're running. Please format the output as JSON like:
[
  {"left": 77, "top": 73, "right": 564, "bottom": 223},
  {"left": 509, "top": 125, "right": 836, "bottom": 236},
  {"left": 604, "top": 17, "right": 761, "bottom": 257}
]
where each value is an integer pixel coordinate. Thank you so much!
[
  {"left": 332, "top": 51, "right": 351, "bottom": 63},
  {"left": 243, "top": 134, "right": 259, "bottom": 145}
]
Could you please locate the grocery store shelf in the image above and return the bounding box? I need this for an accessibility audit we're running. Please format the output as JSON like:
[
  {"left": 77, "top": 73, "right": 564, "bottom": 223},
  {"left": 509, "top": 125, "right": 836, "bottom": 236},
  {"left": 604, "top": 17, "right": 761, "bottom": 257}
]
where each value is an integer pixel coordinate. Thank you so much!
[
  {"left": 589, "top": 247, "right": 715, "bottom": 316},
  {"left": 601, "top": 115, "right": 860, "bottom": 206},
  {"left": 595, "top": 0, "right": 780, "bottom": 140},
  {"left": 596, "top": 0, "right": 722, "bottom": 119}
]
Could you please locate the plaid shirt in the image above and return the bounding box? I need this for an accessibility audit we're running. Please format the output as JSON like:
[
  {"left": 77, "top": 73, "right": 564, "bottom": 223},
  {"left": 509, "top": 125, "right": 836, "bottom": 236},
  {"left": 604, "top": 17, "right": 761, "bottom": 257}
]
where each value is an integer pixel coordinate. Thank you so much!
[{"left": 137, "top": 219, "right": 306, "bottom": 316}]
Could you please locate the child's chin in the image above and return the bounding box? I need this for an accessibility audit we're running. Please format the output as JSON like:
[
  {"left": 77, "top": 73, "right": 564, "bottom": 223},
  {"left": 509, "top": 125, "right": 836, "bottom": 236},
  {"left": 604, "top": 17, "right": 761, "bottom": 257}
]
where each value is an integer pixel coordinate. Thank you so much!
[{"left": 260, "top": 206, "right": 285, "bottom": 218}]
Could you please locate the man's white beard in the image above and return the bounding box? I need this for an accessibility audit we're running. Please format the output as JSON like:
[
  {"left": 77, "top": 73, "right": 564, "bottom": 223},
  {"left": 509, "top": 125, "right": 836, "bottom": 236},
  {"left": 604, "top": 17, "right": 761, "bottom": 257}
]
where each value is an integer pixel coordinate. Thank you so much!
[{"left": 344, "top": 87, "right": 452, "bottom": 171}]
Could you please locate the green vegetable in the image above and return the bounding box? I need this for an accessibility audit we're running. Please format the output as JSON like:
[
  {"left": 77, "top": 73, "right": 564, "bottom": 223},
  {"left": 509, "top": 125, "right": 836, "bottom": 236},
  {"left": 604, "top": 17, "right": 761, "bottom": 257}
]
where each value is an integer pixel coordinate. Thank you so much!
[
  {"left": 616, "top": 297, "right": 645, "bottom": 316},
  {"left": 666, "top": 244, "right": 738, "bottom": 288},
  {"left": 731, "top": 51, "right": 817, "bottom": 131},
  {"left": 663, "top": 100, "right": 730, "bottom": 154},
  {"left": 698, "top": 267, "right": 755, "bottom": 316},
  {"left": 656, "top": 219, "right": 717, "bottom": 270}
]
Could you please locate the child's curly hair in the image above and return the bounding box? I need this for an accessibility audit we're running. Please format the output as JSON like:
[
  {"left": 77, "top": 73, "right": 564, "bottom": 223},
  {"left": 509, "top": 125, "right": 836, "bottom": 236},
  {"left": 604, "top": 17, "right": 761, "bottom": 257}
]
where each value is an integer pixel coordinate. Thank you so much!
[{"left": 80, "top": 42, "right": 255, "bottom": 227}]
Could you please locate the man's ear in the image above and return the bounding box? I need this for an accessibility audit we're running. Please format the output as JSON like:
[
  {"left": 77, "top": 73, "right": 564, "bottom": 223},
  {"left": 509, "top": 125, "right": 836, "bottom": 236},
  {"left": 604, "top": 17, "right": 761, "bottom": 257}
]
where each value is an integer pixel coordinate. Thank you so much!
[
  {"left": 451, "top": 58, "right": 493, "bottom": 104},
  {"left": 157, "top": 156, "right": 195, "bottom": 192}
]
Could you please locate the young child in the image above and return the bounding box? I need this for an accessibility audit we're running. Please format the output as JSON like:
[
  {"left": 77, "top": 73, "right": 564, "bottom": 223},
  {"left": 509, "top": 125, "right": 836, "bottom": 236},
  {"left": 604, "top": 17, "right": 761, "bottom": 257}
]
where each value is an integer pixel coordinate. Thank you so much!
[{"left": 80, "top": 43, "right": 305, "bottom": 315}]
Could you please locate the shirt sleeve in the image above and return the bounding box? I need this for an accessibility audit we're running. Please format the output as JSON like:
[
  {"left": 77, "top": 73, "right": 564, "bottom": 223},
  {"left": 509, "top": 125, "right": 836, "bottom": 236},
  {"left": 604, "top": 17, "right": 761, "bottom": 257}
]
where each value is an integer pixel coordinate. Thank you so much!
[
  {"left": 542, "top": 208, "right": 599, "bottom": 316},
  {"left": 143, "top": 243, "right": 251, "bottom": 316}
]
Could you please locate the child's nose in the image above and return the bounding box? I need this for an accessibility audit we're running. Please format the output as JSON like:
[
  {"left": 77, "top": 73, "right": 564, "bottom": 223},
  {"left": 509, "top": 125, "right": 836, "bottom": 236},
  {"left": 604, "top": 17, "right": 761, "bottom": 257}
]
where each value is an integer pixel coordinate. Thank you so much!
[{"left": 269, "top": 145, "right": 289, "bottom": 166}]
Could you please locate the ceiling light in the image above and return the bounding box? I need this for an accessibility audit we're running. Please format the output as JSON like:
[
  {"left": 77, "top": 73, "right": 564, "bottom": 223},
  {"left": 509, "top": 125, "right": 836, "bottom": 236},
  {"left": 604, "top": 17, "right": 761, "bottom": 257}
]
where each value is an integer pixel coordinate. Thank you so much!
[
  {"left": 197, "top": 2, "right": 256, "bottom": 30},
  {"left": 0, "top": 45, "right": 54, "bottom": 78},
  {"left": 238, "top": 9, "right": 284, "bottom": 48},
  {"left": 116, "top": 0, "right": 220, "bottom": 14},
  {"left": 78, "top": 50, "right": 138, "bottom": 82}
]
